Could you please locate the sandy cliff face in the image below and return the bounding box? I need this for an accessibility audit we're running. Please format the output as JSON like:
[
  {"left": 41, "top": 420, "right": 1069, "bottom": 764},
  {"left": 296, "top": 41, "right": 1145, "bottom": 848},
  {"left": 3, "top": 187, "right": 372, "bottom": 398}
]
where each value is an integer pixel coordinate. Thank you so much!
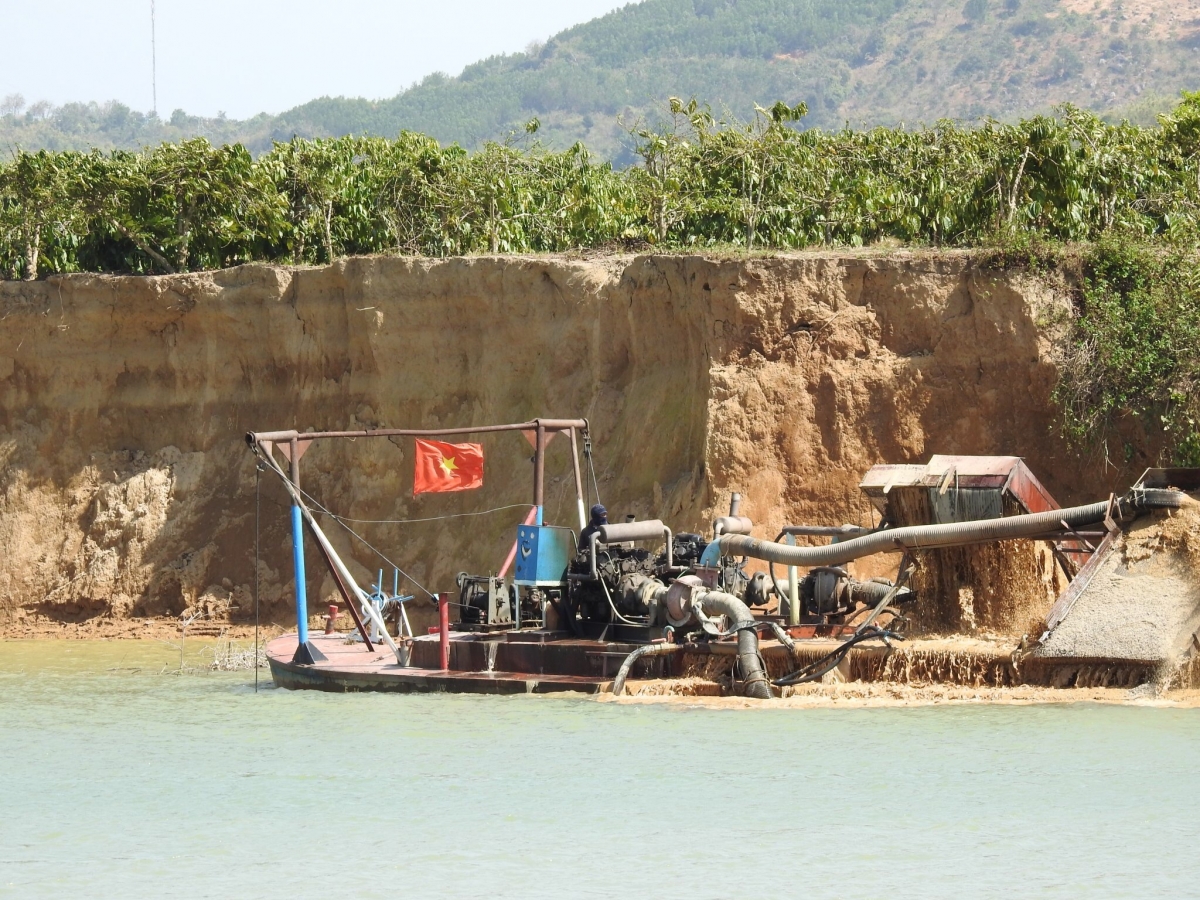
[{"left": 0, "top": 252, "right": 1138, "bottom": 633}]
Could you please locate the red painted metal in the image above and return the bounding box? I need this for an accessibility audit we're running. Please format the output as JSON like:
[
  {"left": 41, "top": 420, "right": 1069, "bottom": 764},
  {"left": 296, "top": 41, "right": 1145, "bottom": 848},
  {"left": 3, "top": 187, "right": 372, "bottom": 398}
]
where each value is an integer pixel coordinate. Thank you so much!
[
  {"left": 1002, "top": 464, "right": 1059, "bottom": 515},
  {"left": 439, "top": 593, "right": 450, "bottom": 671},
  {"left": 325, "top": 604, "right": 338, "bottom": 635},
  {"left": 498, "top": 507, "right": 540, "bottom": 578}
]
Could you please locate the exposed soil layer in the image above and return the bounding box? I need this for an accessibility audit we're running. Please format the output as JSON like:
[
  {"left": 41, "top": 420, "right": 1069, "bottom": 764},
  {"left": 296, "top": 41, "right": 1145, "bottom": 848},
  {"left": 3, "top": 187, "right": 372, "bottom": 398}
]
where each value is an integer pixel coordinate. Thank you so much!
[{"left": 0, "top": 252, "right": 1158, "bottom": 637}]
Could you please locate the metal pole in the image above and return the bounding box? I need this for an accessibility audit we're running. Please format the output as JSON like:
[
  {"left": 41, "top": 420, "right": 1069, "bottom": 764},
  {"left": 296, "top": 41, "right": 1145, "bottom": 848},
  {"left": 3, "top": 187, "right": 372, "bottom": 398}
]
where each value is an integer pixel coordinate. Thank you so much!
[
  {"left": 307, "top": 524, "right": 374, "bottom": 650},
  {"left": 439, "top": 593, "right": 450, "bottom": 670},
  {"left": 534, "top": 421, "right": 546, "bottom": 526},
  {"left": 569, "top": 427, "right": 586, "bottom": 531},
  {"left": 289, "top": 438, "right": 309, "bottom": 646},
  {"left": 257, "top": 443, "right": 399, "bottom": 661},
  {"left": 150, "top": 0, "right": 157, "bottom": 116},
  {"left": 248, "top": 419, "right": 588, "bottom": 446},
  {"left": 787, "top": 533, "right": 800, "bottom": 627},
  {"left": 254, "top": 462, "right": 260, "bottom": 693}
]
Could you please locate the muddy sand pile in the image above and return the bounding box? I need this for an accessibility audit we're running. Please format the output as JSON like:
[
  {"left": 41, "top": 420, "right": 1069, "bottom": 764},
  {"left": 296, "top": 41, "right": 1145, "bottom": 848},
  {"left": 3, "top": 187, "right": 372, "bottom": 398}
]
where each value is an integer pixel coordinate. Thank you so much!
[{"left": 1036, "top": 506, "right": 1200, "bottom": 664}]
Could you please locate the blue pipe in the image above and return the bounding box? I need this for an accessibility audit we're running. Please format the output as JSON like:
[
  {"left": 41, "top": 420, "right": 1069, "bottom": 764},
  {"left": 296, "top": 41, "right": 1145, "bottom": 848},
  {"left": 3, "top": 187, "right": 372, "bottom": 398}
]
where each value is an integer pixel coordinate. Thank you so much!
[
  {"left": 291, "top": 503, "right": 309, "bottom": 645},
  {"left": 535, "top": 505, "right": 544, "bottom": 526}
]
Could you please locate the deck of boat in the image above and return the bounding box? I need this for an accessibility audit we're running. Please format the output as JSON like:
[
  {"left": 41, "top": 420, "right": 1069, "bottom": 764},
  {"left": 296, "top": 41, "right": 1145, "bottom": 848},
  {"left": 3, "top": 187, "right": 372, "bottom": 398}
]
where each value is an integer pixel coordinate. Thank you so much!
[
  {"left": 267, "top": 628, "right": 1178, "bottom": 694},
  {"left": 266, "top": 633, "right": 611, "bottom": 694}
]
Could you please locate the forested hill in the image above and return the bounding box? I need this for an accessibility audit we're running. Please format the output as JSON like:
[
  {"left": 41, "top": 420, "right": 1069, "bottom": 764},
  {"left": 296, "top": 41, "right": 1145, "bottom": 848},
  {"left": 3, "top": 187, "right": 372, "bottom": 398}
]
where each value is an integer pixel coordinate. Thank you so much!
[{"left": 4, "top": 0, "right": 1199, "bottom": 157}]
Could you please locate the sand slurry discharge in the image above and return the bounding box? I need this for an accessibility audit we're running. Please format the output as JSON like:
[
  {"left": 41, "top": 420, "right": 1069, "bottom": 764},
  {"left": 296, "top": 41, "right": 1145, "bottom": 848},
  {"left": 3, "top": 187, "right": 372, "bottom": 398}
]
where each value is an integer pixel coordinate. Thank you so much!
[{"left": 1036, "top": 506, "right": 1200, "bottom": 668}]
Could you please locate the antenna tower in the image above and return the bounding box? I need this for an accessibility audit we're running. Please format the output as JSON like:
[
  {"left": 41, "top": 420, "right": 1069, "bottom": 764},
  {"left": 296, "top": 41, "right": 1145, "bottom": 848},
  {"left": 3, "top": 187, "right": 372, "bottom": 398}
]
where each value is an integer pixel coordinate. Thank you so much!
[{"left": 151, "top": 0, "right": 158, "bottom": 116}]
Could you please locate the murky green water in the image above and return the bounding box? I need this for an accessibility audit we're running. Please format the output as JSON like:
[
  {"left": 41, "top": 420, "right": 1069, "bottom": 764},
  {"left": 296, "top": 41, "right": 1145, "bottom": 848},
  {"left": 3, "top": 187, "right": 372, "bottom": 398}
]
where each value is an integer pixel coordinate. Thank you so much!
[{"left": 2, "top": 641, "right": 1198, "bottom": 899}]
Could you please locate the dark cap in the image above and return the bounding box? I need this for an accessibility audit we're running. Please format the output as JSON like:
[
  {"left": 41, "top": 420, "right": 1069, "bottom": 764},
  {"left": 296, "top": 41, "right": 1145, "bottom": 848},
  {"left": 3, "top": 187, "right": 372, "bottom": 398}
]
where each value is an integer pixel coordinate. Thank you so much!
[{"left": 590, "top": 504, "right": 608, "bottom": 522}]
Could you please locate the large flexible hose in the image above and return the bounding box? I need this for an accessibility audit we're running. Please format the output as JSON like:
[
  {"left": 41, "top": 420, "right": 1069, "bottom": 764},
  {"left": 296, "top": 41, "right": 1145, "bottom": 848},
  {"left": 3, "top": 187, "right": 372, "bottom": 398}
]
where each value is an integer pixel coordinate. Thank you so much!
[
  {"left": 849, "top": 579, "right": 914, "bottom": 607},
  {"left": 611, "top": 643, "right": 681, "bottom": 696},
  {"left": 719, "top": 490, "right": 1189, "bottom": 568},
  {"left": 696, "top": 590, "right": 773, "bottom": 699}
]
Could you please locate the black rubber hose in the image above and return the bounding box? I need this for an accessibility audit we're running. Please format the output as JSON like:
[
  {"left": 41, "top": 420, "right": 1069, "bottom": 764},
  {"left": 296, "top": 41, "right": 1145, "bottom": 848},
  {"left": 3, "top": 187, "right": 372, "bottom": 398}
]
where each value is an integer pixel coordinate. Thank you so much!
[
  {"left": 611, "top": 643, "right": 681, "bottom": 696},
  {"left": 719, "top": 490, "right": 1189, "bottom": 568},
  {"left": 697, "top": 590, "right": 773, "bottom": 699},
  {"left": 773, "top": 626, "right": 902, "bottom": 687},
  {"left": 848, "top": 579, "right": 914, "bottom": 607}
]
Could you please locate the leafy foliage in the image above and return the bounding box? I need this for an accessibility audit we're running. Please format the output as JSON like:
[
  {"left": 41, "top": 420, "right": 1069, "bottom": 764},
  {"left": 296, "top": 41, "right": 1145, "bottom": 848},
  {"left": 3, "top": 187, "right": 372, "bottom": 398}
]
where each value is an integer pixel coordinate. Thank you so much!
[
  {"left": 6, "top": 94, "right": 1200, "bottom": 277},
  {"left": 1054, "top": 239, "right": 1200, "bottom": 466},
  {"left": 8, "top": 92, "right": 1200, "bottom": 459}
]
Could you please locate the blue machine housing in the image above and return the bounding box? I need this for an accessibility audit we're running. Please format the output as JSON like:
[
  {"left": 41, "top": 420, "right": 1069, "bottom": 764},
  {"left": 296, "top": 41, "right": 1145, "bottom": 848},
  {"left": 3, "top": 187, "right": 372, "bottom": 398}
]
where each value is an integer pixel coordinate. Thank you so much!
[{"left": 515, "top": 525, "right": 575, "bottom": 587}]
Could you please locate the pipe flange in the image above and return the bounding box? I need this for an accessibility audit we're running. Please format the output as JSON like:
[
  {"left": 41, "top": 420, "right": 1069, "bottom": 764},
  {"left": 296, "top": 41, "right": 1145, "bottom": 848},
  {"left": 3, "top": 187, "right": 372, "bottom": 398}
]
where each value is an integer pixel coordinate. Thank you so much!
[{"left": 664, "top": 574, "right": 703, "bottom": 627}]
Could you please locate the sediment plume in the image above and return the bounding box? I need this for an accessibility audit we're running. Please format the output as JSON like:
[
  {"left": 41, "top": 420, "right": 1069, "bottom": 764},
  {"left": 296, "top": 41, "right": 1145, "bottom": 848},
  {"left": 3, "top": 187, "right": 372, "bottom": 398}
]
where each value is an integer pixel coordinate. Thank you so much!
[{"left": 885, "top": 488, "right": 1064, "bottom": 636}]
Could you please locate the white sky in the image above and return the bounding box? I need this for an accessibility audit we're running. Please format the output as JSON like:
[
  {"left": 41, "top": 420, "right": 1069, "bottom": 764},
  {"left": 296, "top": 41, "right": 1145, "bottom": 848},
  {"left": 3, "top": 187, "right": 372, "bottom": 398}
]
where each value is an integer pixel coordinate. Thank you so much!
[{"left": 0, "top": 0, "right": 629, "bottom": 119}]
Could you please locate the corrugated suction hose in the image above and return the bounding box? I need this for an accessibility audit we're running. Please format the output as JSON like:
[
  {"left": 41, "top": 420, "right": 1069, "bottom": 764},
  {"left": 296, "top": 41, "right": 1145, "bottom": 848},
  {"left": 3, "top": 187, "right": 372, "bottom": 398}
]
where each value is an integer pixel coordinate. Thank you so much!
[
  {"left": 718, "top": 490, "right": 1189, "bottom": 568},
  {"left": 611, "top": 643, "right": 681, "bottom": 696},
  {"left": 610, "top": 588, "right": 772, "bottom": 699},
  {"left": 696, "top": 590, "right": 773, "bottom": 699}
]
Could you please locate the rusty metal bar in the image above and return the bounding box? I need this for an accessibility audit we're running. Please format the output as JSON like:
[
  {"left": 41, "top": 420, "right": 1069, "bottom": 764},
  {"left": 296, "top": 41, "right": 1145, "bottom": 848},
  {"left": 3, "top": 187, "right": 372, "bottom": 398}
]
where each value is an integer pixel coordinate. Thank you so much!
[
  {"left": 255, "top": 445, "right": 403, "bottom": 663},
  {"left": 1040, "top": 525, "right": 1121, "bottom": 640},
  {"left": 247, "top": 418, "right": 588, "bottom": 447},
  {"left": 534, "top": 421, "right": 547, "bottom": 522},
  {"left": 439, "top": 593, "right": 450, "bottom": 670}
]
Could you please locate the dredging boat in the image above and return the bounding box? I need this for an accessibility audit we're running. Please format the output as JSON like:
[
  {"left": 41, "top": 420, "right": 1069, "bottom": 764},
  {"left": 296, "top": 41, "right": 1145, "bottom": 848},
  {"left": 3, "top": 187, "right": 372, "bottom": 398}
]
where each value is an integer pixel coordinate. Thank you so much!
[{"left": 248, "top": 417, "right": 1200, "bottom": 696}]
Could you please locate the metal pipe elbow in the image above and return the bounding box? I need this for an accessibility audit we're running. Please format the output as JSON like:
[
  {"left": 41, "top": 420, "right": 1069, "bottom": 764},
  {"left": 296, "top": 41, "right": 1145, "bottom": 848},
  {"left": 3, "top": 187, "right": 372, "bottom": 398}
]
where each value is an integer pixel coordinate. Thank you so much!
[{"left": 697, "top": 590, "right": 772, "bottom": 700}]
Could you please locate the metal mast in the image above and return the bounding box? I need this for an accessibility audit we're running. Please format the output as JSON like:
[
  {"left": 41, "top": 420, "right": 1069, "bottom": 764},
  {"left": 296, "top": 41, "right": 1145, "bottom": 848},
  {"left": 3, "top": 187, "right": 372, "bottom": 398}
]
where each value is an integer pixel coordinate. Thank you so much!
[{"left": 151, "top": 1, "right": 158, "bottom": 116}]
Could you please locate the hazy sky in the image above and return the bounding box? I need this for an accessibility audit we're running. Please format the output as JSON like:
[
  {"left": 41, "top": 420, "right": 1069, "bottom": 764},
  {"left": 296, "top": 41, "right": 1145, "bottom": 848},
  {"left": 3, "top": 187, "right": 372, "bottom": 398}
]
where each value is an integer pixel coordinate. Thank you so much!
[{"left": 0, "top": 0, "right": 629, "bottom": 119}]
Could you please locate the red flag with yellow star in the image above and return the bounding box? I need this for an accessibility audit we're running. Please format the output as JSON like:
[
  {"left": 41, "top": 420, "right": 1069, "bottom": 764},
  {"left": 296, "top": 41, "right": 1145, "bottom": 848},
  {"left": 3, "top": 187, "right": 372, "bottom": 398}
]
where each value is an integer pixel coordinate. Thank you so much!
[{"left": 413, "top": 439, "right": 484, "bottom": 495}]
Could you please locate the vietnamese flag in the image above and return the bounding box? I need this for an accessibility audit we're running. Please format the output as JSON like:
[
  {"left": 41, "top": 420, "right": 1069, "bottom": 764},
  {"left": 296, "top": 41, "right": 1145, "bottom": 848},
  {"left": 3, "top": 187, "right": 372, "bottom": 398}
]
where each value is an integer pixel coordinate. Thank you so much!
[{"left": 413, "top": 439, "right": 484, "bottom": 495}]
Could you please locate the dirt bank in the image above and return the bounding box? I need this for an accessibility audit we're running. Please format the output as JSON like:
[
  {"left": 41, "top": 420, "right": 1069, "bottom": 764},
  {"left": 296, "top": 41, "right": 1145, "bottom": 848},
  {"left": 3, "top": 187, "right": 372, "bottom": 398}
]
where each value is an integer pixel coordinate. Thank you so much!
[{"left": 0, "top": 251, "right": 1150, "bottom": 637}]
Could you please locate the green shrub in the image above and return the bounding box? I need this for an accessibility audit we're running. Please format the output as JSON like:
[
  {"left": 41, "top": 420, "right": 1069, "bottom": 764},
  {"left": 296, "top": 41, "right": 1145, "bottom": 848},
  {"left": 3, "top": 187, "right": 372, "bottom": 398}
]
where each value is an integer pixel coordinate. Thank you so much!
[{"left": 1055, "top": 239, "right": 1200, "bottom": 465}]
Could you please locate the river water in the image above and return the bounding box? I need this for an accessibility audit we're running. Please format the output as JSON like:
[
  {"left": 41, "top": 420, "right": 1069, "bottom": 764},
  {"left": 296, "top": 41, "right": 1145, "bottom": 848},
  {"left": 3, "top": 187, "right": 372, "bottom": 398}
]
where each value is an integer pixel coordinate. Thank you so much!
[{"left": 1, "top": 640, "right": 1198, "bottom": 899}]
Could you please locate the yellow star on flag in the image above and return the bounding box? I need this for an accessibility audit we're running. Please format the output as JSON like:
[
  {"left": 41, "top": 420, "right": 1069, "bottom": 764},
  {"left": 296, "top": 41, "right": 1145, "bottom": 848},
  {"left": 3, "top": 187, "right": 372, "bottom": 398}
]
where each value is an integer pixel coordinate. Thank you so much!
[{"left": 414, "top": 438, "right": 483, "bottom": 495}]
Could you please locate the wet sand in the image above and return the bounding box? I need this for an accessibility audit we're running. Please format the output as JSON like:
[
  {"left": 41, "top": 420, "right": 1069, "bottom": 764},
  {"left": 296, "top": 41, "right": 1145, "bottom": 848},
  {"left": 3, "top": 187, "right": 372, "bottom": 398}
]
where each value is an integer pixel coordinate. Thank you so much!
[
  {"left": 604, "top": 678, "right": 1200, "bottom": 708},
  {"left": 0, "top": 617, "right": 282, "bottom": 642}
]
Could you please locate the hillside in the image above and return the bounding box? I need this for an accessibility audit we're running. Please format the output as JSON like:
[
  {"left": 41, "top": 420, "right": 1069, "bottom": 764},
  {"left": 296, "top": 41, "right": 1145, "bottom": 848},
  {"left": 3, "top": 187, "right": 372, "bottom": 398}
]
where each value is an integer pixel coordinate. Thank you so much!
[{"left": 2, "top": 0, "right": 1199, "bottom": 157}]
